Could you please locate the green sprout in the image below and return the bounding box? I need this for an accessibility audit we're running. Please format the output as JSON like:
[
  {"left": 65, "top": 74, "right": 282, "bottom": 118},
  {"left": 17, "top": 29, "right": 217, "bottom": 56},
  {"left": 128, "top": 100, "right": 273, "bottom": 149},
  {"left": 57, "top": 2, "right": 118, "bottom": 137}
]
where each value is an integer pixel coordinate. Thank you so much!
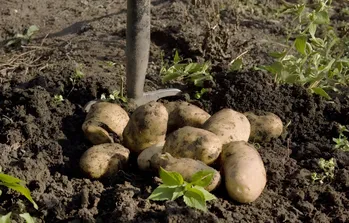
[
  {"left": 311, "top": 157, "right": 335, "bottom": 184},
  {"left": 5, "top": 25, "right": 39, "bottom": 47},
  {"left": 333, "top": 124, "right": 349, "bottom": 152},
  {"left": 148, "top": 167, "right": 217, "bottom": 212}
]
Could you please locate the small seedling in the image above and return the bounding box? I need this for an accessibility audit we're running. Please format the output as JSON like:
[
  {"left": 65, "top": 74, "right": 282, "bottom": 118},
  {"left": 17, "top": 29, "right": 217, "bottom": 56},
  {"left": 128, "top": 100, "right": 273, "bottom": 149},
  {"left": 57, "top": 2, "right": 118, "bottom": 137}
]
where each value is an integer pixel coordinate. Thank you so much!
[
  {"left": 333, "top": 124, "right": 349, "bottom": 152},
  {"left": 5, "top": 25, "right": 39, "bottom": 47},
  {"left": 0, "top": 212, "right": 36, "bottom": 223},
  {"left": 148, "top": 167, "right": 217, "bottom": 212},
  {"left": 100, "top": 90, "right": 128, "bottom": 103},
  {"left": 229, "top": 50, "right": 248, "bottom": 72},
  {"left": 311, "top": 157, "right": 335, "bottom": 184},
  {"left": 160, "top": 50, "right": 214, "bottom": 88},
  {"left": 53, "top": 95, "right": 64, "bottom": 103}
]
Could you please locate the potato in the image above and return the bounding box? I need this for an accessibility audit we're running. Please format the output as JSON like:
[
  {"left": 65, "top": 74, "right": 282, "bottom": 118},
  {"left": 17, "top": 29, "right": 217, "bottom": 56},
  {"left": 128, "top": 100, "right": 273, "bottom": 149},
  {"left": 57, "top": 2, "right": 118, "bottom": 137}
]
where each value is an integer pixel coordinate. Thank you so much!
[
  {"left": 163, "top": 126, "right": 222, "bottom": 165},
  {"left": 244, "top": 112, "right": 283, "bottom": 142},
  {"left": 164, "top": 101, "right": 211, "bottom": 133},
  {"left": 137, "top": 141, "right": 165, "bottom": 171},
  {"left": 221, "top": 141, "right": 266, "bottom": 203},
  {"left": 202, "top": 108, "right": 251, "bottom": 145},
  {"left": 150, "top": 152, "right": 221, "bottom": 192},
  {"left": 82, "top": 102, "right": 130, "bottom": 145},
  {"left": 122, "top": 101, "right": 168, "bottom": 153},
  {"left": 79, "top": 143, "right": 130, "bottom": 179}
]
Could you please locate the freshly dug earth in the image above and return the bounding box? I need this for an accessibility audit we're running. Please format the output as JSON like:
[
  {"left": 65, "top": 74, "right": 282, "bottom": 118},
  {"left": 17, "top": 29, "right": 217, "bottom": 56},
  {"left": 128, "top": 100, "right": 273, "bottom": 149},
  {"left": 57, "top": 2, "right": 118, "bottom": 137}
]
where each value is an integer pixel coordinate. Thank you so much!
[{"left": 1, "top": 0, "right": 349, "bottom": 222}]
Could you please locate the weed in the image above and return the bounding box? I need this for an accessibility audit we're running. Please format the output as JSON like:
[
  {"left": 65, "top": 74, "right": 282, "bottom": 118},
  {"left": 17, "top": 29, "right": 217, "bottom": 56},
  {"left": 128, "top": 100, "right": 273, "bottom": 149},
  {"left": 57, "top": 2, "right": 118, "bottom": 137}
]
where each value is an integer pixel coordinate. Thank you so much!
[
  {"left": 160, "top": 50, "right": 214, "bottom": 89},
  {"left": 67, "top": 63, "right": 85, "bottom": 97},
  {"left": 311, "top": 157, "right": 335, "bottom": 184},
  {"left": 148, "top": 167, "right": 217, "bottom": 212},
  {"left": 258, "top": 0, "right": 349, "bottom": 99},
  {"left": 333, "top": 124, "right": 349, "bottom": 152},
  {"left": 100, "top": 90, "right": 127, "bottom": 103},
  {"left": 5, "top": 25, "right": 39, "bottom": 48},
  {"left": 53, "top": 95, "right": 64, "bottom": 103}
]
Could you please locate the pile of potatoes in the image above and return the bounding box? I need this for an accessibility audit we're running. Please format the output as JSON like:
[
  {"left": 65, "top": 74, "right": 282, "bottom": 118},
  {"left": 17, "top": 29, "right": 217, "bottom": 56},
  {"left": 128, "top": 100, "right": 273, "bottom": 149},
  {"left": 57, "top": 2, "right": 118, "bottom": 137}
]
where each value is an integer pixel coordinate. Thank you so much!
[{"left": 79, "top": 100, "right": 284, "bottom": 204}]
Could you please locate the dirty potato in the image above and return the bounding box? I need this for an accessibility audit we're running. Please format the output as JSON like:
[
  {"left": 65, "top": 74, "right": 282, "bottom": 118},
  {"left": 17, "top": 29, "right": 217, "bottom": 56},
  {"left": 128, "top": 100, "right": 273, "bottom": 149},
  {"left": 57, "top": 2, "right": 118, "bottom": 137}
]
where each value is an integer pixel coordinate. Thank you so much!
[
  {"left": 164, "top": 101, "right": 211, "bottom": 133},
  {"left": 82, "top": 102, "right": 130, "bottom": 145},
  {"left": 137, "top": 141, "right": 165, "bottom": 171},
  {"left": 163, "top": 126, "right": 222, "bottom": 165},
  {"left": 122, "top": 101, "right": 168, "bottom": 153},
  {"left": 221, "top": 141, "right": 267, "bottom": 203},
  {"left": 203, "top": 108, "right": 251, "bottom": 145},
  {"left": 244, "top": 111, "right": 283, "bottom": 142},
  {"left": 79, "top": 143, "right": 130, "bottom": 179},
  {"left": 150, "top": 152, "right": 221, "bottom": 192}
]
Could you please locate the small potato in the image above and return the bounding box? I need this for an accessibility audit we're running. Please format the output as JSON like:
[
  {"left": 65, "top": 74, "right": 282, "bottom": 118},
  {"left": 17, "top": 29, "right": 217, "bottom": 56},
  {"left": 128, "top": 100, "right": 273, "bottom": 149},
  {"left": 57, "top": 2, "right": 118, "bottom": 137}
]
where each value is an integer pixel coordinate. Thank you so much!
[
  {"left": 222, "top": 141, "right": 266, "bottom": 203},
  {"left": 82, "top": 102, "right": 130, "bottom": 145},
  {"left": 150, "top": 153, "right": 221, "bottom": 192},
  {"left": 244, "top": 112, "right": 283, "bottom": 142},
  {"left": 137, "top": 141, "right": 165, "bottom": 171},
  {"left": 163, "top": 126, "right": 222, "bottom": 165},
  {"left": 164, "top": 101, "right": 211, "bottom": 133},
  {"left": 122, "top": 101, "right": 168, "bottom": 153},
  {"left": 79, "top": 143, "right": 130, "bottom": 179},
  {"left": 203, "top": 108, "right": 251, "bottom": 145}
]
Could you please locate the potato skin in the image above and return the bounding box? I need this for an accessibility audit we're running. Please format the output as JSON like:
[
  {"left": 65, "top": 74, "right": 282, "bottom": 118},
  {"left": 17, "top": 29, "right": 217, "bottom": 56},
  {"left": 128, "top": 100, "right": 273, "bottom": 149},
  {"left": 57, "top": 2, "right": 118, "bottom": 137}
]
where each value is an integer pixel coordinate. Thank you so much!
[
  {"left": 122, "top": 101, "right": 168, "bottom": 153},
  {"left": 203, "top": 108, "right": 251, "bottom": 145},
  {"left": 79, "top": 143, "right": 130, "bottom": 179},
  {"left": 137, "top": 141, "right": 165, "bottom": 171},
  {"left": 164, "top": 101, "right": 211, "bottom": 133},
  {"left": 244, "top": 112, "right": 283, "bottom": 142},
  {"left": 150, "top": 153, "right": 221, "bottom": 192},
  {"left": 82, "top": 102, "right": 130, "bottom": 145},
  {"left": 163, "top": 126, "right": 222, "bottom": 165},
  {"left": 222, "top": 141, "right": 266, "bottom": 203}
]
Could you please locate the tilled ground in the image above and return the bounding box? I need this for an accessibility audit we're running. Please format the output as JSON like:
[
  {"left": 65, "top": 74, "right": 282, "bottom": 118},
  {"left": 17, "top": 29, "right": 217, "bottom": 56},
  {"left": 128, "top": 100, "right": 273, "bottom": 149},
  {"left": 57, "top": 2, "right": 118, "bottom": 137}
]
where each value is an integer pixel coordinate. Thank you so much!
[{"left": 0, "top": 0, "right": 349, "bottom": 222}]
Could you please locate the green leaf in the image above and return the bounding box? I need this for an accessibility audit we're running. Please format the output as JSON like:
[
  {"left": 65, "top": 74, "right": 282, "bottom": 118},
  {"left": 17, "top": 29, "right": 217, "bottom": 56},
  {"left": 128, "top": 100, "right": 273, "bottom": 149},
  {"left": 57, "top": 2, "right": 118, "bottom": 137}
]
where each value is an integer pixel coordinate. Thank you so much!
[
  {"left": 311, "top": 87, "right": 331, "bottom": 100},
  {"left": 19, "top": 213, "right": 36, "bottom": 223},
  {"left": 0, "top": 212, "right": 11, "bottom": 223},
  {"left": 308, "top": 23, "right": 317, "bottom": 39},
  {"left": 183, "top": 187, "right": 207, "bottom": 212},
  {"left": 148, "top": 184, "right": 184, "bottom": 201},
  {"left": 295, "top": 35, "right": 307, "bottom": 55},
  {"left": 269, "top": 51, "right": 287, "bottom": 59},
  {"left": 0, "top": 173, "right": 24, "bottom": 184},
  {"left": 26, "top": 25, "right": 39, "bottom": 37},
  {"left": 0, "top": 182, "right": 38, "bottom": 210},
  {"left": 190, "top": 170, "right": 215, "bottom": 187},
  {"left": 173, "top": 50, "right": 181, "bottom": 64},
  {"left": 230, "top": 58, "right": 243, "bottom": 71},
  {"left": 314, "top": 11, "right": 330, "bottom": 24},
  {"left": 193, "top": 185, "right": 217, "bottom": 201},
  {"left": 159, "top": 167, "right": 184, "bottom": 186}
]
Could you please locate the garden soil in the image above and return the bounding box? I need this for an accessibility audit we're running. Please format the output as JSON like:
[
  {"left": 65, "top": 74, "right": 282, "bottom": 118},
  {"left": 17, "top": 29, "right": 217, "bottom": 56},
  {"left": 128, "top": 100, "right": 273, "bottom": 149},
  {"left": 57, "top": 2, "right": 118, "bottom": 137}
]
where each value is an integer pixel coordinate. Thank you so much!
[{"left": 1, "top": 0, "right": 349, "bottom": 222}]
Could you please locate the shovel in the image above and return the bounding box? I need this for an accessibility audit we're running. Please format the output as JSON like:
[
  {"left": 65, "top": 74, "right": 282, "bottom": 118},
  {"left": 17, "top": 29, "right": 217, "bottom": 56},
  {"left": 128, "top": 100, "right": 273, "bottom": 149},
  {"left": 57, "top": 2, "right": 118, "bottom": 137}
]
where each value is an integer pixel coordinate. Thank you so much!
[{"left": 84, "top": 0, "right": 181, "bottom": 112}]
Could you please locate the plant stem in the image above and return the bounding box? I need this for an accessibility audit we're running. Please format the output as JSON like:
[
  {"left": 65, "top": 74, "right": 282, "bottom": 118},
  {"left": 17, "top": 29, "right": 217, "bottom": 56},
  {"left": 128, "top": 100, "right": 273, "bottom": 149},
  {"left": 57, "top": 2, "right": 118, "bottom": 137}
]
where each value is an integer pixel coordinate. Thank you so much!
[{"left": 126, "top": 0, "right": 150, "bottom": 99}]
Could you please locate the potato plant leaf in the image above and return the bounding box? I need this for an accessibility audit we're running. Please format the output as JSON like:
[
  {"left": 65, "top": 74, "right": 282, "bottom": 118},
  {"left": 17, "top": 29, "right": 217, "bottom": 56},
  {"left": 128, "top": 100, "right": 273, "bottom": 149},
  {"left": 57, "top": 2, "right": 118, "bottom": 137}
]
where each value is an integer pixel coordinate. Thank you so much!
[
  {"left": 183, "top": 187, "right": 207, "bottom": 212},
  {"left": 19, "top": 213, "right": 36, "bottom": 223},
  {"left": 159, "top": 167, "right": 184, "bottom": 186},
  {"left": 295, "top": 35, "right": 307, "bottom": 55},
  {"left": 193, "top": 185, "right": 217, "bottom": 201},
  {"left": 311, "top": 87, "right": 331, "bottom": 100},
  {"left": 190, "top": 170, "right": 214, "bottom": 188},
  {"left": 0, "top": 213, "right": 11, "bottom": 223},
  {"left": 148, "top": 185, "right": 183, "bottom": 201}
]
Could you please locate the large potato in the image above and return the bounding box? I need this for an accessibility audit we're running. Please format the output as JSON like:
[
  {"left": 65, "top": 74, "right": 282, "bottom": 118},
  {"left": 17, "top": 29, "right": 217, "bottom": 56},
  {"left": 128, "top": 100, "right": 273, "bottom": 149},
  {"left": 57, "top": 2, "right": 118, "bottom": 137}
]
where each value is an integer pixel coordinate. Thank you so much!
[
  {"left": 202, "top": 108, "right": 251, "bottom": 145},
  {"left": 150, "top": 153, "right": 221, "bottom": 192},
  {"left": 244, "top": 112, "right": 283, "bottom": 142},
  {"left": 82, "top": 102, "right": 130, "bottom": 145},
  {"left": 122, "top": 101, "right": 168, "bottom": 153},
  {"left": 164, "top": 101, "right": 211, "bottom": 133},
  {"left": 79, "top": 143, "right": 130, "bottom": 179},
  {"left": 221, "top": 141, "right": 266, "bottom": 203},
  {"left": 163, "top": 126, "right": 222, "bottom": 165},
  {"left": 137, "top": 141, "right": 165, "bottom": 171}
]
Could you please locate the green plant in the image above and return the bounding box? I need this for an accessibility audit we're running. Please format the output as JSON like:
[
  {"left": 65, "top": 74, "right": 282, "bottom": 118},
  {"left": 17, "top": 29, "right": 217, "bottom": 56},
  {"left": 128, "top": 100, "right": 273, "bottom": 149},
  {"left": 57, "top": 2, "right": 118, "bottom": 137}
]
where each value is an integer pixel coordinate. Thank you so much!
[
  {"left": 148, "top": 167, "right": 217, "bottom": 212},
  {"left": 160, "top": 50, "right": 214, "bottom": 88},
  {"left": 311, "top": 157, "right": 335, "bottom": 184},
  {"left": 258, "top": 0, "right": 349, "bottom": 99},
  {"left": 333, "top": 124, "right": 349, "bottom": 152},
  {"left": 5, "top": 25, "right": 39, "bottom": 47},
  {"left": 53, "top": 95, "right": 64, "bottom": 103},
  {"left": 0, "top": 212, "right": 36, "bottom": 223},
  {"left": 100, "top": 90, "right": 128, "bottom": 103}
]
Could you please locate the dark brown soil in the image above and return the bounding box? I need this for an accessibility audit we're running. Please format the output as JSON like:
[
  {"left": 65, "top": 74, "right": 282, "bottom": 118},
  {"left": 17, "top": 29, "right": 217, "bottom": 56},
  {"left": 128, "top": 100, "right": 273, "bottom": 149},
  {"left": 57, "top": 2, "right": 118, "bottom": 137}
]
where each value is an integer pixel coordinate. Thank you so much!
[{"left": 1, "top": 0, "right": 349, "bottom": 222}]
